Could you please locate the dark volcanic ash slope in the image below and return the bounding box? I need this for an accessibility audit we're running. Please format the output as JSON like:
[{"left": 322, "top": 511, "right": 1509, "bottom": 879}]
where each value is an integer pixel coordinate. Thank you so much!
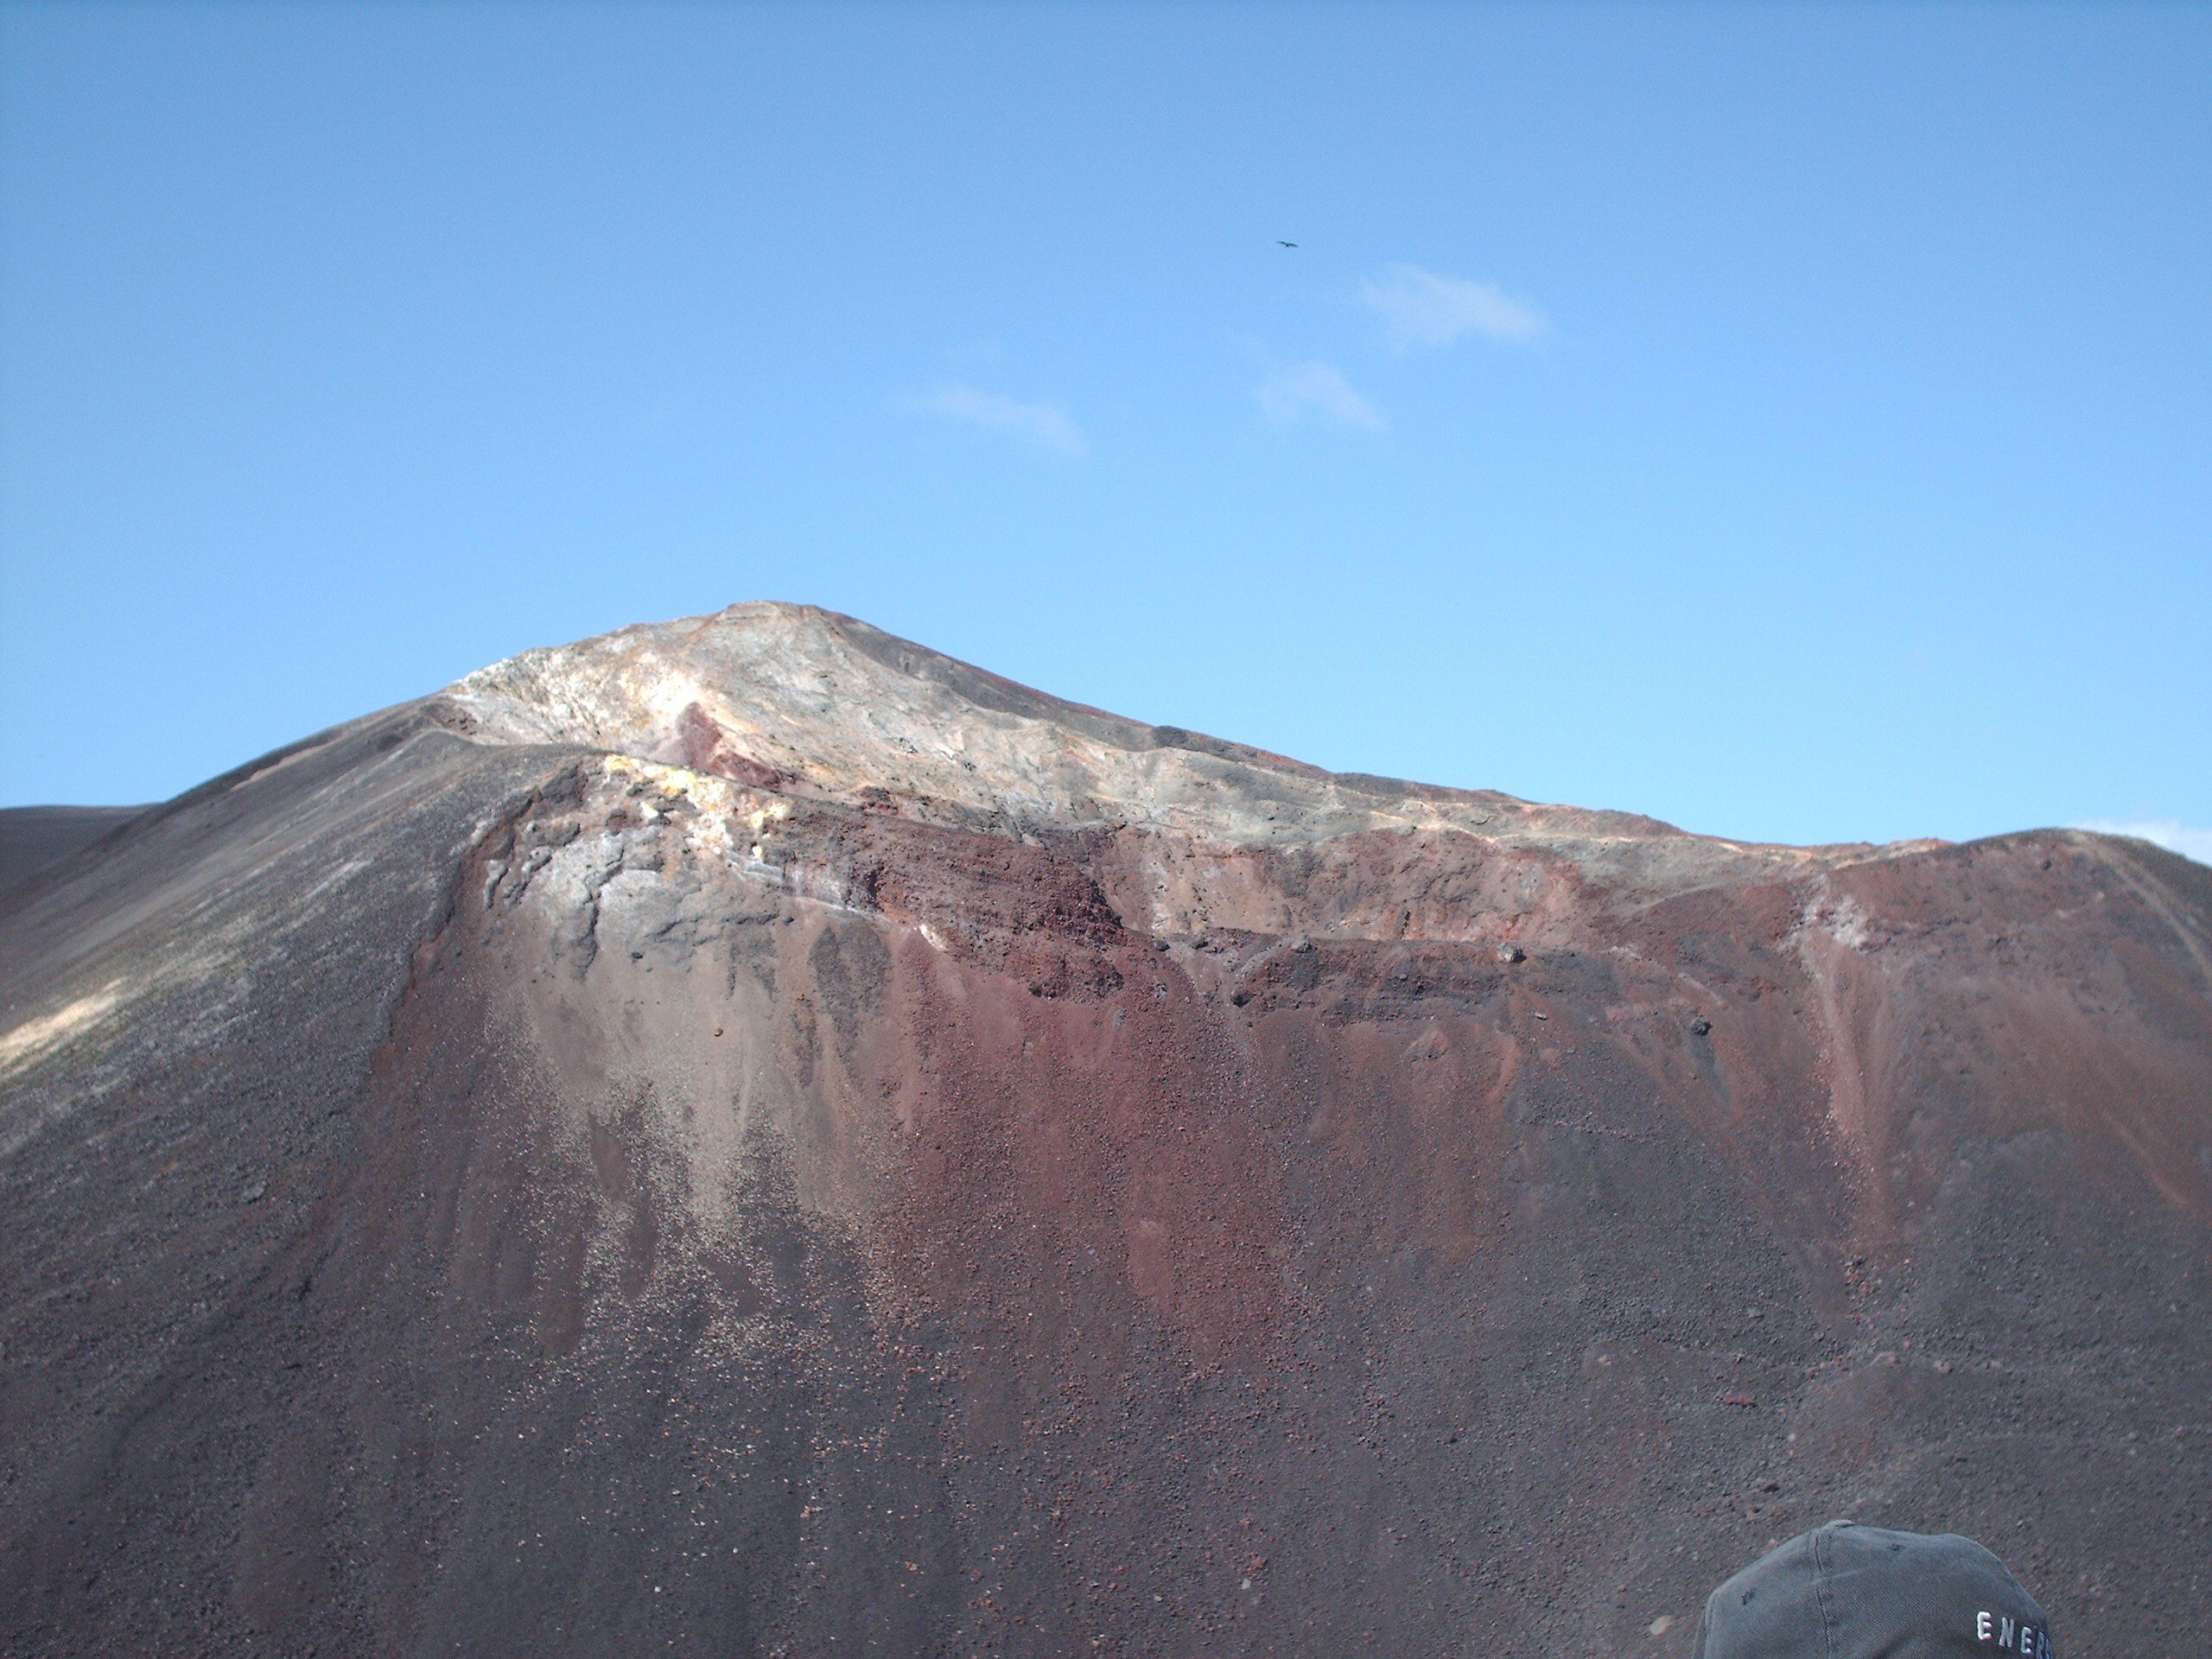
[
  {"left": 0, "top": 805, "right": 146, "bottom": 899},
  {"left": 1, "top": 603, "right": 2207, "bottom": 1658}
]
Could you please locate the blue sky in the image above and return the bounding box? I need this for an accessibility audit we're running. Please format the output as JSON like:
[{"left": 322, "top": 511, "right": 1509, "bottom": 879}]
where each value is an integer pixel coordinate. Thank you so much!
[{"left": 2, "top": 3, "right": 2206, "bottom": 856}]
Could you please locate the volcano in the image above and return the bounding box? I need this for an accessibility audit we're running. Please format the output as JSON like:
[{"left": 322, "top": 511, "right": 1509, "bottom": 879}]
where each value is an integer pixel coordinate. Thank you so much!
[{"left": 3, "top": 602, "right": 2206, "bottom": 1656}]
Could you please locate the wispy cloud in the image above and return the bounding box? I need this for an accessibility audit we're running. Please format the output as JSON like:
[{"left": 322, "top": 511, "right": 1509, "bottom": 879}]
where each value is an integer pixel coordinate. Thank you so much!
[
  {"left": 1255, "top": 361, "right": 1387, "bottom": 431},
  {"left": 2070, "top": 819, "right": 2212, "bottom": 867},
  {"left": 896, "top": 385, "right": 1086, "bottom": 456},
  {"left": 1360, "top": 264, "right": 1547, "bottom": 350}
]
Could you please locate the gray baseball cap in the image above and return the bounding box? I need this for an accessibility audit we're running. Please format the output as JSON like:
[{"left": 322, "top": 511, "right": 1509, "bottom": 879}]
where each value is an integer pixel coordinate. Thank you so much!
[{"left": 1695, "top": 1520, "right": 2056, "bottom": 1657}]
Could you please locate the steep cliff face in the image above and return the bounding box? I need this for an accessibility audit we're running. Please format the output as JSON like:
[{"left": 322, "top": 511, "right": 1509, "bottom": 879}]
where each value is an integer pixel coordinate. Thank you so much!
[{"left": 2, "top": 603, "right": 2206, "bottom": 1657}]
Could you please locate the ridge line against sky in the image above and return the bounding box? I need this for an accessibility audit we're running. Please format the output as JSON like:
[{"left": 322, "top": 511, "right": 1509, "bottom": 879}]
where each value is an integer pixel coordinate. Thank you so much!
[{"left": 0, "top": 3, "right": 2204, "bottom": 855}]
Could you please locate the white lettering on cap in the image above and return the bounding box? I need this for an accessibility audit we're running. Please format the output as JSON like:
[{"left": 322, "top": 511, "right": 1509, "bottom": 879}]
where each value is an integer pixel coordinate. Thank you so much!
[{"left": 1976, "top": 1615, "right": 2050, "bottom": 1653}]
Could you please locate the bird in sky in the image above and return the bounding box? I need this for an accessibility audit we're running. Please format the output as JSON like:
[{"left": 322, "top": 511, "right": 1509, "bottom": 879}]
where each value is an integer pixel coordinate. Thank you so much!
[{"left": 1277, "top": 240, "right": 1299, "bottom": 249}]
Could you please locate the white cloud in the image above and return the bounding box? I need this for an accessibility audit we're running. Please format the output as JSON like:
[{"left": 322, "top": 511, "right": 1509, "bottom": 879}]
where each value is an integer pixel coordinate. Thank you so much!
[
  {"left": 1255, "top": 361, "right": 1387, "bottom": 431},
  {"left": 897, "top": 385, "right": 1086, "bottom": 456},
  {"left": 1360, "top": 264, "right": 1547, "bottom": 350},
  {"left": 2070, "top": 819, "right": 2212, "bottom": 866}
]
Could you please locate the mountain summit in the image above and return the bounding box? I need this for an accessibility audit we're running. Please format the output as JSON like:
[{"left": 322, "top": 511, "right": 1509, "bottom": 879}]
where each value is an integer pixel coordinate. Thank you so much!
[
  {"left": 3, "top": 603, "right": 2207, "bottom": 1656},
  {"left": 435, "top": 602, "right": 1870, "bottom": 876}
]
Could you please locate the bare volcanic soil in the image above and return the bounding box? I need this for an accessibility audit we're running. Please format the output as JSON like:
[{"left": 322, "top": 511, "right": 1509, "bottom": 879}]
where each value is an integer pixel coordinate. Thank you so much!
[{"left": 1, "top": 603, "right": 2208, "bottom": 1658}]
